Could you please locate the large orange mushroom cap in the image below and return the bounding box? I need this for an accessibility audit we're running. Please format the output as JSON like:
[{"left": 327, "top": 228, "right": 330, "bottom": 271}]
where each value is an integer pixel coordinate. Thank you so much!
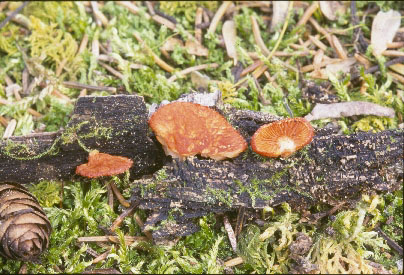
[
  {"left": 76, "top": 150, "right": 133, "bottom": 178},
  {"left": 149, "top": 102, "right": 247, "bottom": 160},
  {"left": 251, "top": 117, "right": 314, "bottom": 158}
]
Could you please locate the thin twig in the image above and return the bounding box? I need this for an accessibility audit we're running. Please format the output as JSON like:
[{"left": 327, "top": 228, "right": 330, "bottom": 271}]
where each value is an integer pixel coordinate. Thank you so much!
[
  {"left": 77, "top": 236, "right": 148, "bottom": 244},
  {"left": 134, "top": 213, "right": 153, "bottom": 240},
  {"left": 92, "top": 249, "right": 111, "bottom": 264},
  {"left": 235, "top": 206, "right": 245, "bottom": 237},
  {"left": 224, "top": 256, "right": 244, "bottom": 267},
  {"left": 297, "top": 1, "right": 318, "bottom": 26},
  {"left": 0, "top": 1, "right": 28, "bottom": 30},
  {"left": 62, "top": 81, "right": 117, "bottom": 93},
  {"left": 106, "top": 182, "right": 114, "bottom": 209},
  {"left": 375, "top": 227, "right": 403, "bottom": 256},
  {"left": 195, "top": 7, "right": 203, "bottom": 43},
  {"left": 110, "top": 201, "right": 140, "bottom": 232},
  {"left": 351, "top": 56, "right": 404, "bottom": 80},
  {"left": 168, "top": 63, "right": 218, "bottom": 82},
  {"left": 109, "top": 181, "right": 130, "bottom": 208},
  {"left": 223, "top": 216, "right": 237, "bottom": 253},
  {"left": 208, "top": 2, "right": 232, "bottom": 35}
]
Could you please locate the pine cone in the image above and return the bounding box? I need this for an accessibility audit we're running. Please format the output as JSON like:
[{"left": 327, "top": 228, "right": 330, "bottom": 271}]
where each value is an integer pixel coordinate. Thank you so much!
[{"left": 0, "top": 183, "right": 52, "bottom": 262}]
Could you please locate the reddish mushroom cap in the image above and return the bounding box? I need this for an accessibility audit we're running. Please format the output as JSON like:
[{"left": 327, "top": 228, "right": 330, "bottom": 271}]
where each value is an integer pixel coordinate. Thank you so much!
[
  {"left": 251, "top": 117, "right": 314, "bottom": 158},
  {"left": 76, "top": 150, "right": 133, "bottom": 178},
  {"left": 149, "top": 102, "right": 247, "bottom": 160}
]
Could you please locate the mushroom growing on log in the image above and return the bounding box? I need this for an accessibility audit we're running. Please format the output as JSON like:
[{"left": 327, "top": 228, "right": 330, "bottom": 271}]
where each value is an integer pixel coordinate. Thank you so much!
[
  {"left": 251, "top": 117, "right": 314, "bottom": 158},
  {"left": 0, "top": 95, "right": 402, "bottom": 240},
  {"left": 149, "top": 101, "right": 247, "bottom": 160},
  {"left": 0, "top": 183, "right": 51, "bottom": 262}
]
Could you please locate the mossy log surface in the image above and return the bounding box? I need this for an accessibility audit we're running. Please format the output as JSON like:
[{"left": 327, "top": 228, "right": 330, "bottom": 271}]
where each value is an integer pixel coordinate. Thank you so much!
[
  {"left": 0, "top": 95, "right": 164, "bottom": 183},
  {"left": 0, "top": 95, "right": 402, "bottom": 239}
]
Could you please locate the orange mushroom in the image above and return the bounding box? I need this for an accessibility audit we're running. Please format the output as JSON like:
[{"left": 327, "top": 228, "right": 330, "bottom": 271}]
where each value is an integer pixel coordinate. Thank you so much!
[
  {"left": 149, "top": 102, "right": 247, "bottom": 160},
  {"left": 76, "top": 150, "right": 133, "bottom": 208},
  {"left": 76, "top": 150, "right": 133, "bottom": 178},
  {"left": 251, "top": 117, "right": 314, "bottom": 158}
]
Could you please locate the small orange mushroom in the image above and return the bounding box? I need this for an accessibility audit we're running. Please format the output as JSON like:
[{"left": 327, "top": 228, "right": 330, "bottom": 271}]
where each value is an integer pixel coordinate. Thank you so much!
[
  {"left": 251, "top": 117, "right": 314, "bottom": 158},
  {"left": 76, "top": 150, "right": 133, "bottom": 178},
  {"left": 149, "top": 102, "right": 247, "bottom": 161},
  {"left": 76, "top": 150, "right": 133, "bottom": 208}
]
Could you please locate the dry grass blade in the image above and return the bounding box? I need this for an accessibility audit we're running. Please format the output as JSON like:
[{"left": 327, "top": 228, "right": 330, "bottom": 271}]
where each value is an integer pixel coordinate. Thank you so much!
[
  {"left": 222, "top": 20, "right": 238, "bottom": 65},
  {"left": 309, "top": 17, "right": 333, "bottom": 46},
  {"left": 251, "top": 15, "right": 270, "bottom": 56},
  {"left": 354, "top": 53, "right": 372, "bottom": 69},
  {"left": 371, "top": 10, "right": 401, "bottom": 57},
  {"left": 133, "top": 32, "right": 174, "bottom": 73},
  {"left": 195, "top": 7, "right": 203, "bottom": 43},
  {"left": 387, "top": 41, "right": 404, "bottom": 49},
  {"left": 168, "top": 63, "right": 218, "bottom": 82},
  {"left": 92, "top": 249, "right": 111, "bottom": 264},
  {"left": 208, "top": 1, "right": 232, "bottom": 35},
  {"left": 90, "top": 1, "right": 108, "bottom": 27},
  {"left": 63, "top": 81, "right": 116, "bottom": 93},
  {"left": 331, "top": 35, "right": 347, "bottom": 59},
  {"left": 309, "top": 35, "right": 328, "bottom": 51},
  {"left": 77, "top": 236, "right": 148, "bottom": 244},
  {"left": 3, "top": 119, "right": 16, "bottom": 138},
  {"left": 297, "top": 1, "right": 318, "bottom": 26},
  {"left": 98, "top": 61, "right": 124, "bottom": 80},
  {"left": 224, "top": 256, "right": 244, "bottom": 267},
  {"left": 0, "top": 116, "right": 8, "bottom": 127},
  {"left": 382, "top": 50, "right": 404, "bottom": 57},
  {"left": 271, "top": 1, "right": 290, "bottom": 31},
  {"left": 388, "top": 71, "right": 404, "bottom": 85},
  {"left": 77, "top": 33, "right": 89, "bottom": 55}
]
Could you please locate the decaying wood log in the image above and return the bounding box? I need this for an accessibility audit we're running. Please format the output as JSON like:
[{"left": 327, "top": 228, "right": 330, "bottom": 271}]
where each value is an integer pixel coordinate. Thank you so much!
[
  {"left": 0, "top": 95, "right": 164, "bottom": 183},
  {"left": 0, "top": 95, "right": 402, "bottom": 240}
]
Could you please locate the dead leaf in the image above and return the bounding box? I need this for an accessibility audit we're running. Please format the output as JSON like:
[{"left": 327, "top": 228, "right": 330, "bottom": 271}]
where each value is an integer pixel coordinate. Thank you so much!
[
  {"left": 185, "top": 40, "right": 208, "bottom": 57},
  {"left": 371, "top": 10, "right": 401, "bottom": 57},
  {"left": 191, "top": 71, "right": 211, "bottom": 90},
  {"left": 271, "top": 1, "right": 289, "bottom": 31},
  {"left": 222, "top": 20, "right": 238, "bottom": 65},
  {"left": 319, "top": 1, "right": 345, "bottom": 21},
  {"left": 160, "top": 37, "right": 183, "bottom": 52},
  {"left": 305, "top": 101, "right": 395, "bottom": 121},
  {"left": 325, "top": 57, "right": 356, "bottom": 74}
]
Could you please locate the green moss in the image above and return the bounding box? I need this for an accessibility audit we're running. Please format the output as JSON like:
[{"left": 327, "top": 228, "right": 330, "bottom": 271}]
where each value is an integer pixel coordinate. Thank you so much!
[{"left": 206, "top": 187, "right": 234, "bottom": 207}]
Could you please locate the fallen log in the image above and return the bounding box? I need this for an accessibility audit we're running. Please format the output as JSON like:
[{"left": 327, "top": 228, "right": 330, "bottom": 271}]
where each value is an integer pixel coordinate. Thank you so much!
[{"left": 0, "top": 95, "right": 402, "bottom": 240}]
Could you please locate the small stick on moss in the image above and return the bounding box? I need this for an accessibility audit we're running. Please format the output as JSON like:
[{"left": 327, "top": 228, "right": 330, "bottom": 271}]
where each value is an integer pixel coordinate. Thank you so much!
[
  {"left": 62, "top": 81, "right": 116, "bottom": 93},
  {"left": 354, "top": 53, "right": 372, "bottom": 69},
  {"left": 383, "top": 50, "right": 404, "bottom": 57},
  {"left": 195, "top": 7, "right": 203, "bottom": 43},
  {"left": 387, "top": 42, "right": 404, "bottom": 49},
  {"left": 77, "top": 33, "right": 89, "bottom": 55},
  {"left": 116, "top": 1, "right": 151, "bottom": 19},
  {"left": 309, "top": 35, "right": 328, "bottom": 51},
  {"left": 77, "top": 236, "right": 148, "bottom": 244},
  {"left": 27, "top": 108, "right": 43, "bottom": 118},
  {"left": 251, "top": 16, "right": 270, "bottom": 56},
  {"left": 351, "top": 56, "right": 404, "bottom": 81},
  {"left": 375, "top": 227, "right": 403, "bottom": 256},
  {"left": 3, "top": 119, "right": 16, "bottom": 138},
  {"left": 208, "top": 2, "right": 232, "bottom": 35},
  {"left": 110, "top": 201, "right": 139, "bottom": 232},
  {"left": 145, "top": 1, "right": 155, "bottom": 16},
  {"left": 235, "top": 206, "right": 245, "bottom": 238},
  {"left": 0, "top": 116, "right": 8, "bottom": 127},
  {"left": 152, "top": 14, "right": 176, "bottom": 30},
  {"left": 297, "top": 1, "right": 318, "bottom": 26},
  {"left": 106, "top": 182, "right": 114, "bottom": 209},
  {"left": 134, "top": 213, "right": 153, "bottom": 240},
  {"left": 224, "top": 256, "right": 244, "bottom": 267},
  {"left": 98, "top": 61, "right": 124, "bottom": 80},
  {"left": 92, "top": 249, "right": 111, "bottom": 264},
  {"left": 109, "top": 181, "right": 130, "bottom": 208},
  {"left": 241, "top": 60, "right": 263, "bottom": 77},
  {"left": 133, "top": 32, "right": 174, "bottom": 73},
  {"left": 167, "top": 63, "right": 219, "bottom": 82},
  {"left": 0, "top": 1, "right": 28, "bottom": 30},
  {"left": 22, "top": 67, "right": 29, "bottom": 93},
  {"left": 309, "top": 17, "right": 333, "bottom": 47},
  {"left": 223, "top": 216, "right": 237, "bottom": 253},
  {"left": 90, "top": 1, "right": 108, "bottom": 27},
  {"left": 82, "top": 268, "right": 121, "bottom": 274},
  {"left": 331, "top": 35, "right": 347, "bottom": 59},
  {"left": 388, "top": 71, "right": 404, "bottom": 85}
]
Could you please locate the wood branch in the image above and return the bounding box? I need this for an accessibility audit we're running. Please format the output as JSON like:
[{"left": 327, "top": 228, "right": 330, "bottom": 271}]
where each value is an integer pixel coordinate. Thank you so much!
[
  {"left": 0, "top": 95, "right": 402, "bottom": 240},
  {"left": 0, "top": 95, "right": 164, "bottom": 183}
]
